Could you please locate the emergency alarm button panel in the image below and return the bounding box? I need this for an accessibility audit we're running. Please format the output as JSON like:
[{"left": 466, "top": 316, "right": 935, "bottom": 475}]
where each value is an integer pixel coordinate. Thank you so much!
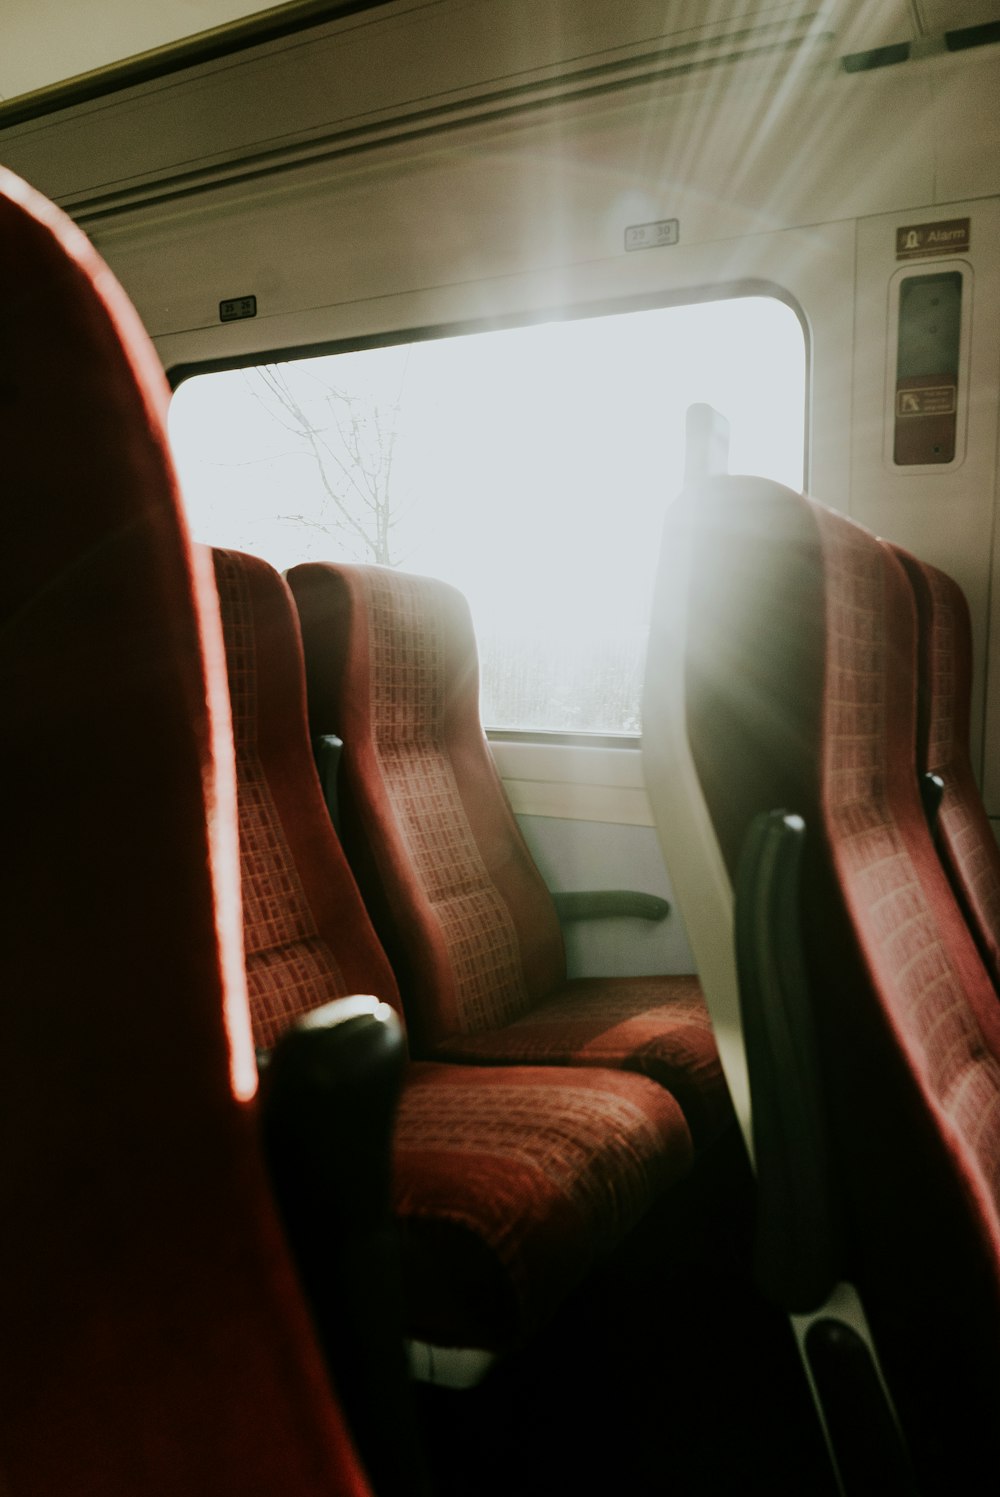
[{"left": 893, "top": 270, "right": 964, "bottom": 467}]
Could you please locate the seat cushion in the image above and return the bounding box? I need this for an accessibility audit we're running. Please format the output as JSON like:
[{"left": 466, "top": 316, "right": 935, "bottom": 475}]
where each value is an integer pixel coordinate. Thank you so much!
[
  {"left": 428, "top": 975, "right": 730, "bottom": 1149},
  {"left": 394, "top": 1062, "right": 691, "bottom": 1349}
]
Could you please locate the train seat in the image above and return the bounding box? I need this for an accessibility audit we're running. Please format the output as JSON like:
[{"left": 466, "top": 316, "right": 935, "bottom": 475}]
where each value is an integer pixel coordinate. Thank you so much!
[
  {"left": 1, "top": 168, "right": 376, "bottom": 1497},
  {"left": 212, "top": 547, "right": 693, "bottom": 1362},
  {"left": 649, "top": 474, "right": 1000, "bottom": 1485},
  {"left": 891, "top": 546, "right": 1000, "bottom": 993},
  {"left": 285, "top": 561, "right": 731, "bottom": 1149}
]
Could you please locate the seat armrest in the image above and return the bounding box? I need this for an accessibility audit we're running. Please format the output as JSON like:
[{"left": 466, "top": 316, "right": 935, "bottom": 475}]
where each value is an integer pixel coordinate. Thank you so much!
[
  {"left": 735, "top": 810, "right": 839, "bottom": 1313},
  {"left": 262, "top": 996, "right": 426, "bottom": 1497},
  {"left": 551, "top": 890, "right": 670, "bottom": 922},
  {"left": 920, "top": 771, "right": 945, "bottom": 838},
  {"left": 313, "top": 733, "right": 344, "bottom": 835},
  {"left": 263, "top": 994, "right": 404, "bottom": 1226}
]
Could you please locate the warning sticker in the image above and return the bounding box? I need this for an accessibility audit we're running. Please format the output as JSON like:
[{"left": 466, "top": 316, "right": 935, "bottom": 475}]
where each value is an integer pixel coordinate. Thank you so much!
[
  {"left": 896, "top": 385, "right": 957, "bottom": 417},
  {"left": 896, "top": 219, "right": 970, "bottom": 259}
]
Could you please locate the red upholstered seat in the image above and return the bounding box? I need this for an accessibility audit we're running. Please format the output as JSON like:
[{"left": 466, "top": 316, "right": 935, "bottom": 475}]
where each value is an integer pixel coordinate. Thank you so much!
[
  {"left": 891, "top": 547, "right": 1000, "bottom": 994},
  {"left": 213, "top": 546, "right": 692, "bottom": 1353},
  {"left": 285, "top": 561, "right": 731, "bottom": 1147},
  {"left": 1, "top": 169, "right": 373, "bottom": 1496},
  {"left": 678, "top": 477, "right": 1000, "bottom": 1485}
]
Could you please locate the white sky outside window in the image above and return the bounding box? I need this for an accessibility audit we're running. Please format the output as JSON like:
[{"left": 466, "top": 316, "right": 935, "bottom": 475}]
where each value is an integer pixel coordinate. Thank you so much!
[{"left": 169, "top": 296, "right": 805, "bottom": 733}]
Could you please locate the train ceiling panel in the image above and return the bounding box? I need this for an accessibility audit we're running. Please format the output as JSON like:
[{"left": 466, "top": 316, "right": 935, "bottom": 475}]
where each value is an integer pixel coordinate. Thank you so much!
[
  {"left": 0, "top": 0, "right": 933, "bottom": 113},
  {"left": 2, "top": 0, "right": 999, "bottom": 119},
  {"left": 836, "top": 0, "right": 1000, "bottom": 60},
  {"left": 0, "top": 0, "right": 274, "bottom": 100},
  {"left": 916, "top": 1, "right": 1000, "bottom": 33},
  {"left": 1, "top": 0, "right": 998, "bottom": 221},
  {"left": 0, "top": 0, "right": 850, "bottom": 213}
]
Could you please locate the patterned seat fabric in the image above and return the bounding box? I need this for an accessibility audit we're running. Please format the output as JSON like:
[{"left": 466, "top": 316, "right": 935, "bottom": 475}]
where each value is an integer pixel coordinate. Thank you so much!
[
  {"left": 681, "top": 477, "right": 1000, "bottom": 1486},
  {"left": 285, "top": 561, "right": 731, "bottom": 1148},
  {"left": 1, "top": 170, "right": 373, "bottom": 1497},
  {"left": 213, "top": 547, "right": 692, "bottom": 1352},
  {"left": 891, "top": 547, "right": 1000, "bottom": 994}
]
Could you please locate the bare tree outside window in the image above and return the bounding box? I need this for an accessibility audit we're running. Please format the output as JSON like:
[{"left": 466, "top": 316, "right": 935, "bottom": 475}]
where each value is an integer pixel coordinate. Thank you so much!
[{"left": 244, "top": 359, "right": 409, "bottom": 567}]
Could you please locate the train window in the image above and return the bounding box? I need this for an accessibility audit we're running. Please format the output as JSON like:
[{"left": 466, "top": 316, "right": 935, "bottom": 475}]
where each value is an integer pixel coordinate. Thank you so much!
[{"left": 170, "top": 296, "right": 805, "bottom": 734}]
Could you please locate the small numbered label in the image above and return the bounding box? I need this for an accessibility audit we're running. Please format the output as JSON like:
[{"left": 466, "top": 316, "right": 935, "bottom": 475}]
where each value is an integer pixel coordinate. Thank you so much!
[
  {"left": 625, "top": 219, "right": 679, "bottom": 252},
  {"left": 219, "top": 295, "right": 257, "bottom": 323}
]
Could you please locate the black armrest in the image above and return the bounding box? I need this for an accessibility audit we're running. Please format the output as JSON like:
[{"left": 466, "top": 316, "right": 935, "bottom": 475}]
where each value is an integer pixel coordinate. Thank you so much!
[
  {"left": 313, "top": 733, "right": 344, "bottom": 835},
  {"left": 263, "top": 995, "right": 403, "bottom": 1224},
  {"left": 551, "top": 890, "right": 670, "bottom": 922},
  {"left": 734, "top": 810, "right": 839, "bottom": 1314},
  {"left": 920, "top": 771, "right": 945, "bottom": 838},
  {"left": 738, "top": 816, "right": 918, "bottom": 1487},
  {"left": 262, "top": 996, "right": 426, "bottom": 1497}
]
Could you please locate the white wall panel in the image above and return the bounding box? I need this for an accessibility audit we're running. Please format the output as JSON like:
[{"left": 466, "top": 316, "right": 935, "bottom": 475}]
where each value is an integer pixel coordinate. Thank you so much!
[{"left": 852, "top": 199, "right": 1000, "bottom": 791}]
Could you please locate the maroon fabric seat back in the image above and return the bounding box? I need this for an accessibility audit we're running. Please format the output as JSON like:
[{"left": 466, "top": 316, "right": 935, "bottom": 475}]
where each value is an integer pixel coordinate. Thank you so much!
[
  {"left": 288, "top": 562, "right": 565, "bottom": 1051},
  {"left": 211, "top": 547, "right": 404, "bottom": 1048},
  {"left": 1, "top": 170, "right": 370, "bottom": 1497},
  {"left": 682, "top": 477, "right": 1000, "bottom": 1481},
  {"left": 892, "top": 547, "right": 1000, "bottom": 993}
]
